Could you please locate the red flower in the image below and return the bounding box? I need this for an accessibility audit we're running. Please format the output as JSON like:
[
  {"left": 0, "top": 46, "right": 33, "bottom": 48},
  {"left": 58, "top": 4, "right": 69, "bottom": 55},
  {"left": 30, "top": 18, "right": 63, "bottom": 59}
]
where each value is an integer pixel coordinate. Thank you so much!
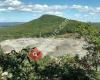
[{"left": 28, "top": 47, "right": 42, "bottom": 62}]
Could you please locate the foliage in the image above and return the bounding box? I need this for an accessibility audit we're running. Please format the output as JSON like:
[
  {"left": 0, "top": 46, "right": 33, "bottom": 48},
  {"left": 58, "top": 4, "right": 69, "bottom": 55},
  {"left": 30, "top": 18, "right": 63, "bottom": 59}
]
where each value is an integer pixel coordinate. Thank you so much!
[
  {"left": 0, "top": 67, "right": 3, "bottom": 79},
  {"left": 0, "top": 49, "right": 98, "bottom": 80}
]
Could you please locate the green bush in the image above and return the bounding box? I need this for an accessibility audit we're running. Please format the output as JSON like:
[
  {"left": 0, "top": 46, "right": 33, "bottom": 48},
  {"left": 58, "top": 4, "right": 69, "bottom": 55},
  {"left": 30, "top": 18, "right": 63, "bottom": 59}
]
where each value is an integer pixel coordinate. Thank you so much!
[{"left": 0, "top": 50, "right": 98, "bottom": 80}]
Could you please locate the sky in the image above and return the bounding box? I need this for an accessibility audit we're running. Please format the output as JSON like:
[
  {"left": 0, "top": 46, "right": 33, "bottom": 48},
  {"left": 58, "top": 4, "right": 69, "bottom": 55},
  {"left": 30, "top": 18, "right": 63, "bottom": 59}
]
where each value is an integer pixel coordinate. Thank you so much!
[{"left": 0, "top": 0, "right": 100, "bottom": 22}]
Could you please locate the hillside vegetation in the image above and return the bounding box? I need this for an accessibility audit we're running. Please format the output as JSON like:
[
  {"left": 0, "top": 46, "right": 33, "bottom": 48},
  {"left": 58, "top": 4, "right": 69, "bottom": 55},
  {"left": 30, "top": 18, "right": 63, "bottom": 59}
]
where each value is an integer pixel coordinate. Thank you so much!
[
  {"left": 0, "top": 15, "right": 65, "bottom": 41},
  {"left": 0, "top": 14, "right": 99, "bottom": 41}
]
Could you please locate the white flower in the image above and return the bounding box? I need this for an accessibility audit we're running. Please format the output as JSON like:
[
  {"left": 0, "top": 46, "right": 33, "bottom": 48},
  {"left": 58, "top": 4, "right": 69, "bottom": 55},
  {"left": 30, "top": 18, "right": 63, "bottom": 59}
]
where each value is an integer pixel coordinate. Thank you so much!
[
  {"left": 2, "top": 72, "right": 8, "bottom": 76},
  {"left": 8, "top": 73, "right": 12, "bottom": 78}
]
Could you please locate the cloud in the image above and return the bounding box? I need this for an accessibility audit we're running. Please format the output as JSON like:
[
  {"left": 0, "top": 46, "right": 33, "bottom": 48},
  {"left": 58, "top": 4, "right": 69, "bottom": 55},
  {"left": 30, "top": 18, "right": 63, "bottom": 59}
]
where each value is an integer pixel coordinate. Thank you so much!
[
  {"left": 7, "top": 7, "right": 15, "bottom": 10},
  {"left": 1, "top": 0, "right": 21, "bottom": 7},
  {"left": 45, "top": 11, "right": 63, "bottom": 16},
  {"left": 89, "top": 12, "right": 95, "bottom": 15},
  {"left": 74, "top": 13, "right": 81, "bottom": 17},
  {"left": 75, "top": 13, "right": 89, "bottom": 18},
  {"left": 71, "top": 5, "right": 90, "bottom": 12},
  {"left": 0, "top": 8, "right": 7, "bottom": 11},
  {"left": 0, "top": 0, "right": 100, "bottom": 15},
  {"left": 95, "top": 7, "right": 100, "bottom": 13}
]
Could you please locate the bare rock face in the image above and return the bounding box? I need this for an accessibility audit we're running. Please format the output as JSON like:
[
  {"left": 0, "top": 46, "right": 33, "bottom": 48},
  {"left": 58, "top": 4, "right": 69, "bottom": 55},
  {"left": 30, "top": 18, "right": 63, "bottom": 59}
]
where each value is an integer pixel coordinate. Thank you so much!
[{"left": 0, "top": 38, "right": 88, "bottom": 57}]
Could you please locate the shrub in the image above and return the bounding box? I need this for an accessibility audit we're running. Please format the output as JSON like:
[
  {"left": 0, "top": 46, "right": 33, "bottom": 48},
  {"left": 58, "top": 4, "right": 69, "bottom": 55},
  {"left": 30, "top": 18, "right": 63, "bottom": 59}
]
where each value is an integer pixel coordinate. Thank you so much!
[{"left": 0, "top": 49, "right": 98, "bottom": 80}]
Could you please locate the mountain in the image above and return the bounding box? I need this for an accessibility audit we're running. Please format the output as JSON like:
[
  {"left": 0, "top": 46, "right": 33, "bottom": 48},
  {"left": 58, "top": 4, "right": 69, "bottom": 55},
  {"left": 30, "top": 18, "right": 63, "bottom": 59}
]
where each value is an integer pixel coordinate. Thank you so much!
[
  {"left": 0, "top": 14, "right": 99, "bottom": 41},
  {"left": 0, "top": 15, "right": 66, "bottom": 39},
  {"left": 0, "top": 22, "right": 24, "bottom": 27},
  {"left": 90, "top": 22, "right": 100, "bottom": 27}
]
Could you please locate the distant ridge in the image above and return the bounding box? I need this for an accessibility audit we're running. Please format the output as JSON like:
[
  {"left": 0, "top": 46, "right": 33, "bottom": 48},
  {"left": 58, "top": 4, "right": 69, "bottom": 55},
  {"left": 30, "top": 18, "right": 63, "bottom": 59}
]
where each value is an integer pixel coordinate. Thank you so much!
[{"left": 0, "top": 22, "right": 24, "bottom": 27}]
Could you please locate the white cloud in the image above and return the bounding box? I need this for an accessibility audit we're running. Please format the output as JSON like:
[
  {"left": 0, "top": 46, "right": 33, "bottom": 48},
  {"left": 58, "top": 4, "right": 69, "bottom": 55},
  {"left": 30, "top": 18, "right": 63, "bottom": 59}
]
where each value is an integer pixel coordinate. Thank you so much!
[
  {"left": 46, "top": 11, "right": 63, "bottom": 16},
  {"left": 0, "top": 8, "right": 6, "bottom": 11},
  {"left": 75, "top": 13, "right": 89, "bottom": 18},
  {"left": 74, "top": 14, "right": 81, "bottom": 17},
  {"left": 89, "top": 12, "right": 95, "bottom": 15},
  {"left": 8, "top": 7, "right": 15, "bottom": 10},
  {"left": 72, "top": 5, "right": 82, "bottom": 9},
  {"left": 0, "top": 0, "right": 100, "bottom": 15},
  {"left": 71, "top": 5, "right": 91, "bottom": 13},
  {"left": 4, "top": 0, "right": 21, "bottom": 6},
  {"left": 95, "top": 7, "right": 100, "bottom": 13}
]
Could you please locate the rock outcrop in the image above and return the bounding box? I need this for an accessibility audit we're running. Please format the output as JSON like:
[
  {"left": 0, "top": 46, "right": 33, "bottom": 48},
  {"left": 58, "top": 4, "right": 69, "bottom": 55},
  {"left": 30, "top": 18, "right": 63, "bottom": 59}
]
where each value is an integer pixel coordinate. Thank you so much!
[{"left": 0, "top": 38, "right": 88, "bottom": 58}]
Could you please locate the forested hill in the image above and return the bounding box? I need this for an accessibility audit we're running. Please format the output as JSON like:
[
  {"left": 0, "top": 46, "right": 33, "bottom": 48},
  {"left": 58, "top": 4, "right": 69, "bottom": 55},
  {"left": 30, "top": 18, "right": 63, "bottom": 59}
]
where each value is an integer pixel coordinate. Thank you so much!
[{"left": 0, "top": 14, "right": 99, "bottom": 41}]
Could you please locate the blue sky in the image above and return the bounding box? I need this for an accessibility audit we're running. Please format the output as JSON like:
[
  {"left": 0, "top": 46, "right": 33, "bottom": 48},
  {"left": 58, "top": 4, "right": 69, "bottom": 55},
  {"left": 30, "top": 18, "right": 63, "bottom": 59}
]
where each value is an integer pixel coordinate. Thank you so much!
[{"left": 0, "top": 0, "right": 100, "bottom": 22}]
